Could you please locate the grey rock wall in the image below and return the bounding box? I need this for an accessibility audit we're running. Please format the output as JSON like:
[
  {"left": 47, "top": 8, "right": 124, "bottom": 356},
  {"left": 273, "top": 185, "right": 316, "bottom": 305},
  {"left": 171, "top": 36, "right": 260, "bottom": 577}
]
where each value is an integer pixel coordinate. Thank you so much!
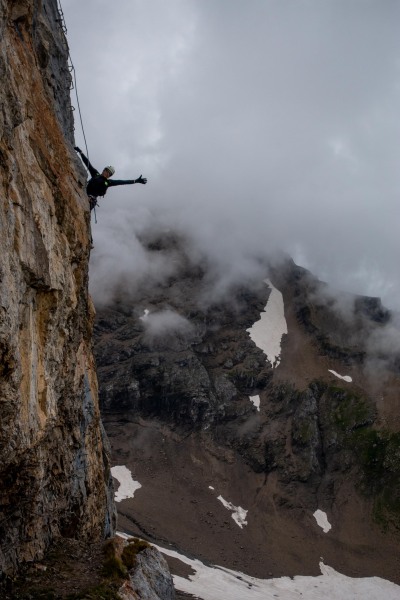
[
  {"left": 0, "top": 0, "right": 114, "bottom": 576},
  {"left": 119, "top": 547, "right": 176, "bottom": 600}
]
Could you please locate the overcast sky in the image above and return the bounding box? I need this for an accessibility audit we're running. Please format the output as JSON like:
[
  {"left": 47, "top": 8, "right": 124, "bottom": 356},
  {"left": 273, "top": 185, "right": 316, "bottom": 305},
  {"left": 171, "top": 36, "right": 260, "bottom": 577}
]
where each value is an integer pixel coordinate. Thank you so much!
[{"left": 62, "top": 0, "right": 400, "bottom": 309}]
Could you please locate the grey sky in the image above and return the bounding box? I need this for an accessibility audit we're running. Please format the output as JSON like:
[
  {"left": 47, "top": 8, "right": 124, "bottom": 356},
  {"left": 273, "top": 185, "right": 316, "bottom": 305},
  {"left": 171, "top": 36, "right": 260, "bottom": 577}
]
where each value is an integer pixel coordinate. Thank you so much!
[{"left": 62, "top": 0, "right": 400, "bottom": 309}]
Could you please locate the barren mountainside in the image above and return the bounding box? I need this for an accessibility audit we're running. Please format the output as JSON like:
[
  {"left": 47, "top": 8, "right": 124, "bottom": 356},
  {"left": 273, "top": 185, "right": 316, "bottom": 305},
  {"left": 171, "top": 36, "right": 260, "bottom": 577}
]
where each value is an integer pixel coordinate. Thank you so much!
[{"left": 95, "top": 232, "right": 400, "bottom": 586}]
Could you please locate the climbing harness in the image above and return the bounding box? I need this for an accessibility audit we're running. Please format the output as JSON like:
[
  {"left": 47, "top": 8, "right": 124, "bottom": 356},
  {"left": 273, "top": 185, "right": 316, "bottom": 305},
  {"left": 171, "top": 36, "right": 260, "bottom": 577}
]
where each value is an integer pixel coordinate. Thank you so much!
[
  {"left": 88, "top": 195, "right": 98, "bottom": 223},
  {"left": 88, "top": 195, "right": 98, "bottom": 211}
]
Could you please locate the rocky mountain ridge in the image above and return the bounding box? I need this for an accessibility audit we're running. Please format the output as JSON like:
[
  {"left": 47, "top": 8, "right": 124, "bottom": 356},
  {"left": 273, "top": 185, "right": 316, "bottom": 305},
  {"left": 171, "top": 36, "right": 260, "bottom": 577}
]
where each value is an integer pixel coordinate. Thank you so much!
[{"left": 95, "top": 231, "right": 400, "bottom": 585}]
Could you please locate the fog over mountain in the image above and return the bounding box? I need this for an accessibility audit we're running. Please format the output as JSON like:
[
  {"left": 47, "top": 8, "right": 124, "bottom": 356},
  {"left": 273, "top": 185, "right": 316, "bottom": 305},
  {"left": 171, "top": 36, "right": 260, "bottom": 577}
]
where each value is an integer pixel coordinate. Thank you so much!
[{"left": 63, "top": 0, "right": 400, "bottom": 309}]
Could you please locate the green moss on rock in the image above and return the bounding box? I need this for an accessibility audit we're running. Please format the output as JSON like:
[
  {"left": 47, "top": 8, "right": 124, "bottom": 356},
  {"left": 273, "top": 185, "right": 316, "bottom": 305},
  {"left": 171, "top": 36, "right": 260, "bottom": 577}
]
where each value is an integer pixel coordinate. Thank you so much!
[
  {"left": 292, "top": 420, "right": 317, "bottom": 445},
  {"left": 121, "top": 538, "right": 151, "bottom": 569},
  {"left": 317, "top": 382, "right": 400, "bottom": 530},
  {"left": 67, "top": 584, "right": 121, "bottom": 600},
  {"left": 351, "top": 429, "right": 400, "bottom": 529},
  {"left": 324, "top": 386, "right": 375, "bottom": 433}
]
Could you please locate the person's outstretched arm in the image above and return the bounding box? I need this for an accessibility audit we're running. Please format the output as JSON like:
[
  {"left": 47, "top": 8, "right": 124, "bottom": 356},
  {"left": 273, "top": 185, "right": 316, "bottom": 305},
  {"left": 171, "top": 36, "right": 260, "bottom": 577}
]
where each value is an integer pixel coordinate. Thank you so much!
[
  {"left": 74, "top": 147, "right": 99, "bottom": 178},
  {"left": 108, "top": 175, "right": 147, "bottom": 187}
]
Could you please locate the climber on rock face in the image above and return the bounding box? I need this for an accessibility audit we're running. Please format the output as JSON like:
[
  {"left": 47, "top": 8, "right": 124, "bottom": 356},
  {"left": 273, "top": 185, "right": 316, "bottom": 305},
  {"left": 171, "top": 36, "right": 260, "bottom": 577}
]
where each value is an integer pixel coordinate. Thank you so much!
[{"left": 74, "top": 147, "right": 147, "bottom": 210}]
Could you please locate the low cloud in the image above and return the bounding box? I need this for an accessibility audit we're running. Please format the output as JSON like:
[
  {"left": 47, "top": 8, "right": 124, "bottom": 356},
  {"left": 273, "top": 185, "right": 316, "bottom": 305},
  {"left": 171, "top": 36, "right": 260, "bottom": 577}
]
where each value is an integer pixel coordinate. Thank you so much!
[
  {"left": 89, "top": 206, "right": 182, "bottom": 306},
  {"left": 63, "top": 0, "right": 400, "bottom": 310},
  {"left": 142, "top": 309, "right": 193, "bottom": 340},
  {"left": 364, "top": 313, "right": 400, "bottom": 384},
  {"left": 367, "top": 315, "right": 400, "bottom": 356}
]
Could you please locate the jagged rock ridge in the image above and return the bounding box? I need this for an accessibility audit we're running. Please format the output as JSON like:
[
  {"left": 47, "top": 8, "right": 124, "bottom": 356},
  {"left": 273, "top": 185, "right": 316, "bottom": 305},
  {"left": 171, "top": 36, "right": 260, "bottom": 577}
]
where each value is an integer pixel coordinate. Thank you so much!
[{"left": 95, "top": 231, "right": 400, "bottom": 585}]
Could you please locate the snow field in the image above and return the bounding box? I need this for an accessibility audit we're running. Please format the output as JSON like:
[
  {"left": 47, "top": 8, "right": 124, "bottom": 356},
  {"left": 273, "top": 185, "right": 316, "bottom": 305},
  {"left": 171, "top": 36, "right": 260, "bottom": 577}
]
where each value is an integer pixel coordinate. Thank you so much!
[
  {"left": 145, "top": 543, "right": 400, "bottom": 600},
  {"left": 117, "top": 523, "right": 400, "bottom": 600},
  {"left": 246, "top": 279, "right": 287, "bottom": 368},
  {"left": 111, "top": 465, "right": 142, "bottom": 502}
]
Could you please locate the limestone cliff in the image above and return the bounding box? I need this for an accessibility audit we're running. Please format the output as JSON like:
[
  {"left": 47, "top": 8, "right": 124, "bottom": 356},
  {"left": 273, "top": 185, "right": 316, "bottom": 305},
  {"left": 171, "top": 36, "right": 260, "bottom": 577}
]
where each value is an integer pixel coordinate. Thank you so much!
[{"left": 0, "top": 0, "right": 114, "bottom": 575}]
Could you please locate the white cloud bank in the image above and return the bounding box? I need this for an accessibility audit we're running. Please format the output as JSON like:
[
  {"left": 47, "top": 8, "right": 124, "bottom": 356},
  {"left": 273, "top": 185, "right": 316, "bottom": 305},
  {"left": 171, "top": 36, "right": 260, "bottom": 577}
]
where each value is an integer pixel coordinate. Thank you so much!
[
  {"left": 63, "top": 0, "right": 400, "bottom": 310},
  {"left": 142, "top": 309, "right": 192, "bottom": 339}
]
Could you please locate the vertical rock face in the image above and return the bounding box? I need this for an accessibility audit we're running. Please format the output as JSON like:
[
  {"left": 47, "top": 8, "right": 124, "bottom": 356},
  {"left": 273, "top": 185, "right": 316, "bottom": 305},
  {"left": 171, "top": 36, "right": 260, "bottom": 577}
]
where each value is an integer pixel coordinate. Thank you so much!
[
  {"left": 119, "top": 547, "right": 176, "bottom": 600},
  {"left": 0, "top": 0, "right": 114, "bottom": 575}
]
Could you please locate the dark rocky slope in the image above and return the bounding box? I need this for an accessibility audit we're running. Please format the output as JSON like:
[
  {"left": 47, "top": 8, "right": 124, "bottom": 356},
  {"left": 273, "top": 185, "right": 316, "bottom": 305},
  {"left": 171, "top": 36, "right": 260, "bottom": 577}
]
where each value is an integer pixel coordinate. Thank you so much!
[{"left": 95, "top": 232, "right": 400, "bottom": 584}]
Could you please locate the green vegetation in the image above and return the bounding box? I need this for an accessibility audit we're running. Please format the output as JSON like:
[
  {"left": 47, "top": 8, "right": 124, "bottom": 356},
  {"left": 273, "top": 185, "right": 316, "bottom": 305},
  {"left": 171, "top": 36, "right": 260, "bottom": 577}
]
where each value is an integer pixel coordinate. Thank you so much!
[
  {"left": 101, "top": 536, "right": 151, "bottom": 579},
  {"left": 16, "top": 590, "right": 57, "bottom": 600},
  {"left": 351, "top": 429, "right": 400, "bottom": 530},
  {"left": 330, "top": 389, "right": 374, "bottom": 432},
  {"left": 101, "top": 540, "right": 127, "bottom": 580},
  {"left": 227, "top": 367, "right": 260, "bottom": 390},
  {"left": 66, "top": 584, "right": 121, "bottom": 600},
  {"left": 121, "top": 538, "right": 151, "bottom": 569},
  {"left": 322, "top": 384, "right": 400, "bottom": 530},
  {"left": 101, "top": 555, "right": 127, "bottom": 580},
  {"left": 293, "top": 420, "right": 316, "bottom": 445},
  {"left": 0, "top": 535, "right": 154, "bottom": 599}
]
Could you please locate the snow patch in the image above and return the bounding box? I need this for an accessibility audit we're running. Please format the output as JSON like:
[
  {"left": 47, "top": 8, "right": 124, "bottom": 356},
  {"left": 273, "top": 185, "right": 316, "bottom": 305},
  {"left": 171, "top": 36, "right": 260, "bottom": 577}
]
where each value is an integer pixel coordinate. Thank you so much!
[
  {"left": 313, "top": 509, "right": 332, "bottom": 533},
  {"left": 159, "top": 545, "right": 400, "bottom": 600},
  {"left": 209, "top": 486, "right": 215, "bottom": 490},
  {"left": 139, "top": 309, "right": 150, "bottom": 321},
  {"left": 116, "top": 533, "right": 400, "bottom": 600},
  {"left": 249, "top": 395, "right": 260, "bottom": 411},
  {"left": 328, "top": 369, "right": 352, "bottom": 383},
  {"left": 217, "top": 495, "right": 248, "bottom": 528},
  {"left": 246, "top": 279, "right": 287, "bottom": 368},
  {"left": 111, "top": 466, "right": 142, "bottom": 502}
]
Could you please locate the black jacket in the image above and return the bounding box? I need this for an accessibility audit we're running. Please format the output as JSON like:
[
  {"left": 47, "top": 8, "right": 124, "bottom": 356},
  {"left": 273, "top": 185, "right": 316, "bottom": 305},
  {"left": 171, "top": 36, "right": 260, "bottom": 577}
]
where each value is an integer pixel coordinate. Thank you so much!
[{"left": 79, "top": 151, "right": 136, "bottom": 197}]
